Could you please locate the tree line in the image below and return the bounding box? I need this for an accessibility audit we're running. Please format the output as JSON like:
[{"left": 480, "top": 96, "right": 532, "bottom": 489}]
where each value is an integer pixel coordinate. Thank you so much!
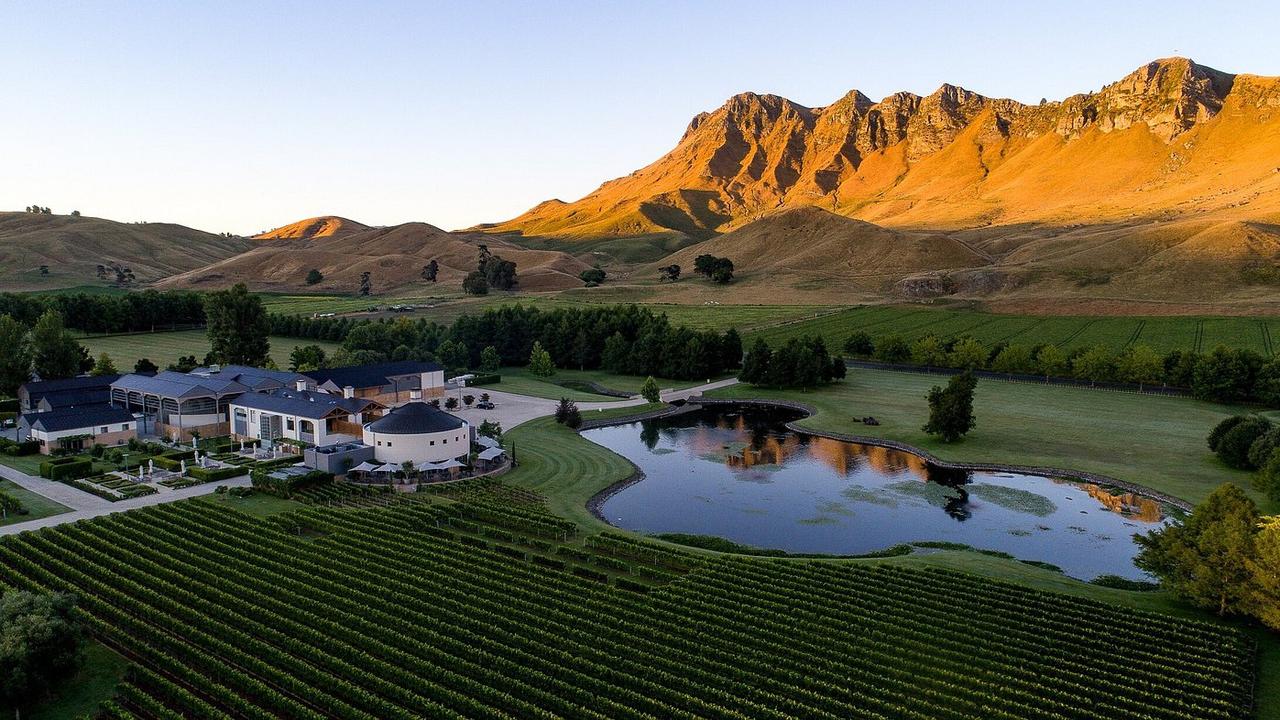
[
  {"left": 846, "top": 331, "right": 1280, "bottom": 405},
  {"left": 0, "top": 290, "right": 206, "bottom": 334}
]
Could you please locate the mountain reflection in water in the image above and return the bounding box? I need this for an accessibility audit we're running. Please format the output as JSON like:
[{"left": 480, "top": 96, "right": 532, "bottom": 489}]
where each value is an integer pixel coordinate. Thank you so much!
[{"left": 586, "top": 405, "right": 1167, "bottom": 580}]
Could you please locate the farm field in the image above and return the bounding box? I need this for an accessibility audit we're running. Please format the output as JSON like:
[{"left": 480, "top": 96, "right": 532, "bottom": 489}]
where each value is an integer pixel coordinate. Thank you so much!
[
  {"left": 748, "top": 305, "right": 1280, "bottom": 356},
  {"left": 0, "top": 499, "right": 1258, "bottom": 720},
  {"left": 707, "top": 366, "right": 1276, "bottom": 510},
  {"left": 491, "top": 367, "right": 725, "bottom": 401},
  {"left": 76, "top": 330, "right": 340, "bottom": 370}
]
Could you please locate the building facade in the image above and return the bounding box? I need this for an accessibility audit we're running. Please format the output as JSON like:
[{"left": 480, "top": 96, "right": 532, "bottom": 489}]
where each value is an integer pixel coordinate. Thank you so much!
[
  {"left": 19, "top": 405, "right": 137, "bottom": 454},
  {"left": 361, "top": 402, "right": 469, "bottom": 465}
]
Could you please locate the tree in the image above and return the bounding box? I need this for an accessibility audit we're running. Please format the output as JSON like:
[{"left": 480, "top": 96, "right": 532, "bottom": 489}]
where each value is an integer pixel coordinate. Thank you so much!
[
  {"left": 640, "top": 376, "right": 660, "bottom": 403},
  {"left": 436, "top": 340, "right": 469, "bottom": 371},
  {"left": 1135, "top": 483, "right": 1260, "bottom": 616},
  {"left": 478, "top": 345, "right": 501, "bottom": 372},
  {"left": 910, "top": 336, "right": 947, "bottom": 367},
  {"left": 1035, "top": 345, "right": 1068, "bottom": 379},
  {"left": 133, "top": 358, "right": 159, "bottom": 374},
  {"left": 1193, "top": 346, "right": 1262, "bottom": 404},
  {"left": 1208, "top": 415, "right": 1248, "bottom": 452},
  {"left": 1254, "top": 448, "right": 1280, "bottom": 503},
  {"left": 205, "top": 284, "right": 270, "bottom": 367},
  {"left": 554, "top": 398, "right": 582, "bottom": 429},
  {"left": 38, "top": 266, "right": 48, "bottom": 276},
  {"left": 305, "top": 269, "right": 324, "bottom": 285},
  {"left": 1116, "top": 345, "right": 1164, "bottom": 387},
  {"left": 720, "top": 328, "right": 742, "bottom": 369},
  {"left": 0, "top": 590, "right": 86, "bottom": 718},
  {"left": 1214, "top": 416, "right": 1271, "bottom": 469},
  {"left": 1071, "top": 345, "right": 1114, "bottom": 383},
  {"left": 528, "top": 341, "right": 555, "bottom": 377},
  {"left": 422, "top": 260, "right": 439, "bottom": 282},
  {"left": 477, "top": 246, "right": 518, "bottom": 290},
  {"left": 738, "top": 339, "right": 772, "bottom": 385},
  {"left": 948, "top": 338, "right": 987, "bottom": 370},
  {"left": 923, "top": 370, "right": 977, "bottom": 442},
  {"left": 477, "top": 419, "right": 502, "bottom": 441},
  {"left": 1248, "top": 518, "right": 1280, "bottom": 631},
  {"left": 0, "top": 315, "right": 31, "bottom": 397},
  {"left": 70, "top": 210, "right": 80, "bottom": 217},
  {"left": 462, "top": 394, "right": 475, "bottom": 407},
  {"left": 579, "top": 267, "right": 606, "bottom": 286},
  {"left": 288, "top": 344, "right": 327, "bottom": 372},
  {"left": 873, "top": 335, "right": 910, "bottom": 364},
  {"left": 990, "top": 344, "right": 1036, "bottom": 375},
  {"left": 710, "top": 258, "right": 734, "bottom": 284},
  {"left": 693, "top": 254, "right": 717, "bottom": 277},
  {"left": 89, "top": 353, "right": 117, "bottom": 376},
  {"left": 358, "top": 272, "right": 372, "bottom": 296},
  {"left": 1255, "top": 357, "right": 1280, "bottom": 408},
  {"left": 169, "top": 355, "right": 199, "bottom": 373},
  {"left": 28, "top": 310, "right": 83, "bottom": 380},
  {"left": 659, "top": 264, "right": 681, "bottom": 282},
  {"left": 462, "top": 271, "right": 489, "bottom": 296},
  {"left": 444, "top": 396, "right": 459, "bottom": 410},
  {"left": 844, "top": 331, "right": 874, "bottom": 357}
]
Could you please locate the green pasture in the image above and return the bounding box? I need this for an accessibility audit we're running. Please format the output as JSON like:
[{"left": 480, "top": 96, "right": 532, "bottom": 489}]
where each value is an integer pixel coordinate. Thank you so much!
[{"left": 76, "top": 330, "right": 340, "bottom": 370}]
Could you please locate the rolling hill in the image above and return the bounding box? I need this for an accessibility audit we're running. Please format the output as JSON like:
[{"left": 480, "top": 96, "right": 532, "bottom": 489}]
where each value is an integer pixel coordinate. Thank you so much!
[
  {"left": 482, "top": 57, "right": 1280, "bottom": 311},
  {"left": 0, "top": 211, "right": 251, "bottom": 291},
  {"left": 254, "top": 216, "right": 370, "bottom": 240},
  {"left": 158, "top": 220, "right": 592, "bottom": 294}
]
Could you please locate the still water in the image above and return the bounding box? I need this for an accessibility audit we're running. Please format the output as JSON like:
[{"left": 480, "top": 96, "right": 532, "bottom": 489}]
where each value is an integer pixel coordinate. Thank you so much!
[{"left": 585, "top": 405, "right": 1168, "bottom": 580}]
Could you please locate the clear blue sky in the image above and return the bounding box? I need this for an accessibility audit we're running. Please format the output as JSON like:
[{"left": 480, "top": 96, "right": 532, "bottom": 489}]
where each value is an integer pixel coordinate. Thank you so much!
[{"left": 2, "top": 1, "right": 1276, "bottom": 234}]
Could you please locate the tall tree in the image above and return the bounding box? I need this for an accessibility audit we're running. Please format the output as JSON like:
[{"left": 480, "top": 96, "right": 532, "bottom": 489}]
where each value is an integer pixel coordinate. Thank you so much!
[
  {"left": 528, "top": 341, "right": 555, "bottom": 378},
  {"left": 90, "top": 352, "right": 117, "bottom": 376},
  {"left": 204, "top": 283, "right": 271, "bottom": 367},
  {"left": 478, "top": 345, "right": 501, "bottom": 372},
  {"left": 658, "top": 264, "right": 681, "bottom": 282},
  {"left": 923, "top": 370, "right": 977, "bottom": 442},
  {"left": 0, "top": 590, "right": 86, "bottom": 718},
  {"left": 0, "top": 316, "right": 31, "bottom": 396},
  {"left": 28, "top": 310, "right": 83, "bottom": 380},
  {"left": 1248, "top": 518, "right": 1280, "bottom": 631},
  {"left": 422, "top": 260, "right": 439, "bottom": 282},
  {"left": 462, "top": 271, "right": 489, "bottom": 296},
  {"left": 305, "top": 269, "right": 324, "bottom": 285},
  {"left": 133, "top": 358, "right": 159, "bottom": 374},
  {"left": 288, "top": 344, "right": 327, "bottom": 372},
  {"left": 640, "top": 376, "right": 660, "bottom": 403},
  {"left": 358, "top": 272, "right": 373, "bottom": 296},
  {"left": 1135, "top": 483, "right": 1260, "bottom": 616}
]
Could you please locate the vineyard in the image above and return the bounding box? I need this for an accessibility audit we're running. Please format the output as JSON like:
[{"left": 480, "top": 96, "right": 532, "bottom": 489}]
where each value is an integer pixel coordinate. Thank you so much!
[
  {"left": 748, "top": 306, "right": 1280, "bottom": 356},
  {"left": 0, "top": 495, "right": 1257, "bottom": 719}
]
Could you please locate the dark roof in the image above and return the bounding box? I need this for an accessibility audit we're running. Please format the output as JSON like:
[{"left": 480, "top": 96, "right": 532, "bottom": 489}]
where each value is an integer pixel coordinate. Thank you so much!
[
  {"left": 230, "top": 388, "right": 376, "bottom": 420},
  {"left": 189, "top": 365, "right": 307, "bottom": 389},
  {"left": 365, "top": 402, "right": 465, "bottom": 435},
  {"left": 21, "top": 404, "right": 135, "bottom": 433},
  {"left": 23, "top": 374, "right": 119, "bottom": 398},
  {"left": 306, "top": 361, "right": 442, "bottom": 390},
  {"left": 38, "top": 386, "right": 112, "bottom": 409}
]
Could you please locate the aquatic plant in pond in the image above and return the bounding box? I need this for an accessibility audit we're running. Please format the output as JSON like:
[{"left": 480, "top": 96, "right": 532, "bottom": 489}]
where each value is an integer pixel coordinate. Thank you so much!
[{"left": 585, "top": 404, "right": 1170, "bottom": 580}]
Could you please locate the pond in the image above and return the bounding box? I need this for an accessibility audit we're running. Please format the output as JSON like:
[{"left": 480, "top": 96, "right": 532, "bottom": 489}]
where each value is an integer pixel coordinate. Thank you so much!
[{"left": 584, "top": 404, "right": 1169, "bottom": 581}]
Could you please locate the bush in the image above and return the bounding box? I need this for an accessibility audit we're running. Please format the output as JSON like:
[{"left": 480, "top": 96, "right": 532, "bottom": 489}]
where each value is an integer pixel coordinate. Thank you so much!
[
  {"left": 844, "top": 331, "right": 874, "bottom": 357},
  {"left": 467, "top": 373, "right": 500, "bottom": 386},
  {"left": 0, "top": 438, "right": 40, "bottom": 456},
  {"left": 1216, "top": 417, "right": 1272, "bottom": 469},
  {"left": 40, "top": 457, "right": 93, "bottom": 481},
  {"left": 1248, "top": 428, "right": 1280, "bottom": 470},
  {"left": 0, "top": 398, "right": 18, "bottom": 413},
  {"left": 1208, "top": 416, "right": 1248, "bottom": 452},
  {"left": 186, "top": 465, "right": 247, "bottom": 482}
]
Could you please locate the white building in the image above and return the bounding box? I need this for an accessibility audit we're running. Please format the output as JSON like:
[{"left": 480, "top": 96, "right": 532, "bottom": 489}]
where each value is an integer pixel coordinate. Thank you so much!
[
  {"left": 362, "top": 402, "right": 469, "bottom": 465},
  {"left": 229, "top": 384, "right": 384, "bottom": 446}
]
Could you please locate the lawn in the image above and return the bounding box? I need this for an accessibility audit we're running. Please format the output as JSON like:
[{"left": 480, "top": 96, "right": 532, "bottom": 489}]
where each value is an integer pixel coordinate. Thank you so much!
[
  {"left": 748, "top": 304, "right": 1280, "bottom": 356},
  {"left": 6, "top": 642, "right": 129, "bottom": 719},
  {"left": 503, "top": 405, "right": 661, "bottom": 529},
  {"left": 0, "top": 453, "right": 45, "bottom": 475},
  {"left": 0, "top": 478, "right": 70, "bottom": 526},
  {"left": 198, "top": 491, "right": 302, "bottom": 517},
  {"left": 708, "top": 367, "right": 1275, "bottom": 510},
  {"left": 77, "top": 330, "right": 340, "bottom": 369},
  {"left": 491, "top": 366, "right": 726, "bottom": 401}
]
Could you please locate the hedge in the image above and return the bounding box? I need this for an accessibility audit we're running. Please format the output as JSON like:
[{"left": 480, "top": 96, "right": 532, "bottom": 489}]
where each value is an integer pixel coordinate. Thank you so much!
[
  {"left": 253, "top": 455, "right": 304, "bottom": 471},
  {"left": 0, "top": 398, "right": 18, "bottom": 413},
  {"left": 0, "top": 438, "right": 40, "bottom": 456},
  {"left": 151, "top": 456, "right": 183, "bottom": 471},
  {"left": 466, "top": 373, "right": 501, "bottom": 387},
  {"left": 185, "top": 465, "right": 247, "bottom": 482},
  {"left": 40, "top": 457, "right": 94, "bottom": 481}
]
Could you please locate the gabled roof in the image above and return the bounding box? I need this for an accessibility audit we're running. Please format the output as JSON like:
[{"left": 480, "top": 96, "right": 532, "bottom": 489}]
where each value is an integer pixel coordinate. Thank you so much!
[
  {"left": 189, "top": 365, "right": 307, "bottom": 389},
  {"left": 22, "top": 375, "right": 119, "bottom": 402},
  {"left": 230, "top": 388, "right": 378, "bottom": 420},
  {"left": 21, "top": 404, "right": 135, "bottom": 433},
  {"left": 365, "top": 402, "right": 464, "bottom": 435},
  {"left": 306, "top": 361, "right": 442, "bottom": 391},
  {"left": 37, "top": 386, "right": 112, "bottom": 409}
]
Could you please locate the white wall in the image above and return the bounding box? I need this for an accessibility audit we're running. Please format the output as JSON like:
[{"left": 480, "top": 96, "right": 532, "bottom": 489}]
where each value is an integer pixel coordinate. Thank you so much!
[{"left": 363, "top": 424, "right": 469, "bottom": 465}]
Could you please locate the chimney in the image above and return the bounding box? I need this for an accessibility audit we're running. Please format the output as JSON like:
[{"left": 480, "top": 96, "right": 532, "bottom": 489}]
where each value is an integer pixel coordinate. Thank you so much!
[
  {"left": 410, "top": 389, "right": 422, "bottom": 401},
  {"left": 343, "top": 385, "right": 354, "bottom": 399},
  {"left": 208, "top": 364, "right": 220, "bottom": 373},
  {"left": 295, "top": 379, "right": 307, "bottom": 391}
]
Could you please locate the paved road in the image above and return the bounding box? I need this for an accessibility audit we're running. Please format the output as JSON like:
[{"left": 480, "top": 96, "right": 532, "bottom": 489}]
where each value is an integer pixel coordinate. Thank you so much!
[{"left": 0, "top": 377, "right": 738, "bottom": 535}]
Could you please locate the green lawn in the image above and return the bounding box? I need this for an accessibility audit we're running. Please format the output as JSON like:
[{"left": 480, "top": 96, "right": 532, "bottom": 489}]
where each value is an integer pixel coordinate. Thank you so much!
[
  {"left": 0, "top": 478, "right": 70, "bottom": 526},
  {"left": 77, "top": 330, "right": 339, "bottom": 370},
  {"left": 0, "top": 453, "right": 47, "bottom": 476},
  {"left": 4, "top": 642, "right": 129, "bottom": 719},
  {"left": 491, "top": 366, "right": 724, "bottom": 401},
  {"left": 748, "top": 304, "right": 1280, "bottom": 356},
  {"left": 503, "top": 405, "right": 661, "bottom": 529},
  {"left": 198, "top": 492, "right": 302, "bottom": 517},
  {"left": 708, "top": 367, "right": 1275, "bottom": 510}
]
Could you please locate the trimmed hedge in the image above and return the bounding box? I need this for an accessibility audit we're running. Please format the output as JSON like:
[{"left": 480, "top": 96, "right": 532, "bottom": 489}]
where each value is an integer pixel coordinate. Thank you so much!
[
  {"left": 466, "top": 373, "right": 501, "bottom": 387},
  {"left": 253, "top": 455, "right": 304, "bottom": 471},
  {"left": 0, "top": 438, "right": 40, "bottom": 456},
  {"left": 40, "top": 456, "right": 94, "bottom": 481},
  {"left": 185, "top": 465, "right": 247, "bottom": 482}
]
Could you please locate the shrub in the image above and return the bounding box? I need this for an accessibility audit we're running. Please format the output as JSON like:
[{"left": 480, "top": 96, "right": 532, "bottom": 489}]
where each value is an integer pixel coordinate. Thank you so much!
[
  {"left": 844, "top": 331, "right": 874, "bottom": 357},
  {"left": 1208, "top": 416, "right": 1248, "bottom": 452},
  {"left": 1248, "top": 428, "right": 1280, "bottom": 470},
  {"left": 186, "top": 465, "right": 247, "bottom": 482},
  {"left": 1216, "top": 417, "right": 1272, "bottom": 469},
  {"left": 467, "top": 373, "right": 500, "bottom": 386},
  {"left": 40, "top": 457, "right": 93, "bottom": 481}
]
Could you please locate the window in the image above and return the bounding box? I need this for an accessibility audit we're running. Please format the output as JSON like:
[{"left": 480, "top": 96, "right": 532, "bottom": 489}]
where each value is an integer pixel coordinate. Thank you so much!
[
  {"left": 286, "top": 418, "right": 295, "bottom": 431},
  {"left": 121, "top": 424, "right": 129, "bottom": 431},
  {"left": 376, "top": 440, "right": 382, "bottom": 446},
  {"left": 442, "top": 438, "right": 447, "bottom": 445},
  {"left": 100, "top": 426, "right": 108, "bottom": 433},
  {"left": 386, "top": 441, "right": 392, "bottom": 447},
  {"left": 430, "top": 440, "right": 435, "bottom": 446}
]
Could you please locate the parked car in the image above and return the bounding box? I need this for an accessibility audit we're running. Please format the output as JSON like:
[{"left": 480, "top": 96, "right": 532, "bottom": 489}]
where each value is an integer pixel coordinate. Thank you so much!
[{"left": 475, "top": 401, "right": 495, "bottom": 410}]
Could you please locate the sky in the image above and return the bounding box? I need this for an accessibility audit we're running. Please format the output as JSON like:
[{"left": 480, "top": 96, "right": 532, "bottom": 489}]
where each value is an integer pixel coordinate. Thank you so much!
[{"left": 3, "top": 0, "right": 1279, "bottom": 235}]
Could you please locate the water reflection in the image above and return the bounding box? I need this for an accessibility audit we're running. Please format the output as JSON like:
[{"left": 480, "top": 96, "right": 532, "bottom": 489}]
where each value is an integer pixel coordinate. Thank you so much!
[{"left": 586, "top": 405, "right": 1167, "bottom": 580}]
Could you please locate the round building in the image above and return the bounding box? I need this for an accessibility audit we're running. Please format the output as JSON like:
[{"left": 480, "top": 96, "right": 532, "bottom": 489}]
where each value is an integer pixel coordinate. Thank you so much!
[{"left": 362, "top": 402, "right": 469, "bottom": 465}]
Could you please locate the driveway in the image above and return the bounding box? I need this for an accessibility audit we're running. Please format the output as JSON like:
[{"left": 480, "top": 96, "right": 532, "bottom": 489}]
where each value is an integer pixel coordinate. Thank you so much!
[{"left": 448, "top": 377, "right": 738, "bottom": 431}]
